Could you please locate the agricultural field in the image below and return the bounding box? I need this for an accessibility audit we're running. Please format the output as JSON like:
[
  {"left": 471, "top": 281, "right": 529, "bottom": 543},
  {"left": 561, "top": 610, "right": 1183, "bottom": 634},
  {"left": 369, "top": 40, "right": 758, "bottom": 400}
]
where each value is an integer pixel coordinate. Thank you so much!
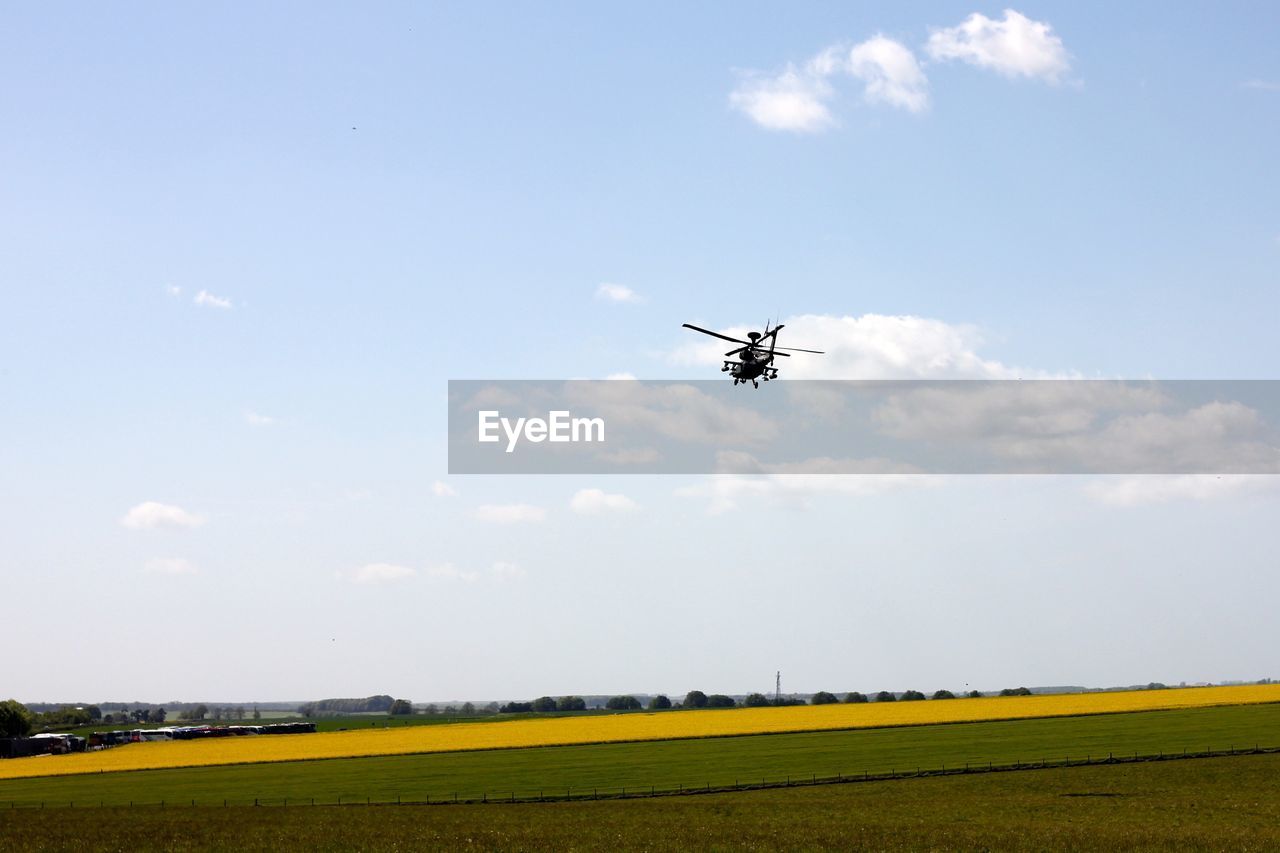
[
  {"left": 2, "top": 702, "right": 1277, "bottom": 807},
  {"left": 3, "top": 752, "right": 1278, "bottom": 851},
  {"left": 4, "top": 684, "right": 1277, "bottom": 781}
]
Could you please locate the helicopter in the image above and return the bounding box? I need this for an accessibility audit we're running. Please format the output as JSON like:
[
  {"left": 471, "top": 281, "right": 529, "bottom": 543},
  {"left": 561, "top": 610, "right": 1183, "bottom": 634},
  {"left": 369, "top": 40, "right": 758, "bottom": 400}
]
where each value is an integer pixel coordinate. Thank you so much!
[{"left": 681, "top": 320, "right": 824, "bottom": 387}]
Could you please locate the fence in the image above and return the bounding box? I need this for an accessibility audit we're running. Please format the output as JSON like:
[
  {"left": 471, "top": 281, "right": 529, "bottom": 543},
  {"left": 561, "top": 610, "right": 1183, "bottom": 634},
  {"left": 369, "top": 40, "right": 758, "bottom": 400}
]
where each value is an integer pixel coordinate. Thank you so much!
[{"left": 5, "top": 743, "right": 1276, "bottom": 810}]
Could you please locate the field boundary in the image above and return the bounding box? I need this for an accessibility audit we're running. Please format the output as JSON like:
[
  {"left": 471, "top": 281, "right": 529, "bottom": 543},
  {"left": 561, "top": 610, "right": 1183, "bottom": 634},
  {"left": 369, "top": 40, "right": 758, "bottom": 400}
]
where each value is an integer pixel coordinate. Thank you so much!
[
  {"left": 4, "top": 744, "right": 1274, "bottom": 809},
  {"left": 6, "top": 698, "right": 1280, "bottom": 783}
]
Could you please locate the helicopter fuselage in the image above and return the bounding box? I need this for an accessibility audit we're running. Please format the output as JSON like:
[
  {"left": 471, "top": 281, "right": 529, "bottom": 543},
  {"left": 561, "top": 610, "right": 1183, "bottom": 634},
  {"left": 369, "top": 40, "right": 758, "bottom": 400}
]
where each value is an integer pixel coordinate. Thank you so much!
[{"left": 723, "top": 349, "right": 777, "bottom": 383}]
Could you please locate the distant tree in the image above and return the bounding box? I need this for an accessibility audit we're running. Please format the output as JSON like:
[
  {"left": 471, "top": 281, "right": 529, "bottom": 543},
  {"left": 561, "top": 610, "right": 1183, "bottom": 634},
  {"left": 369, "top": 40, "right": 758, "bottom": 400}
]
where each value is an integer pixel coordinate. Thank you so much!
[
  {"left": 874, "top": 691, "right": 896, "bottom": 703},
  {"left": 744, "top": 693, "right": 771, "bottom": 707},
  {"left": 605, "top": 695, "right": 642, "bottom": 711},
  {"left": 705, "top": 694, "right": 736, "bottom": 708},
  {"left": 443, "top": 706, "right": 457, "bottom": 715},
  {"left": 0, "top": 700, "right": 33, "bottom": 738},
  {"left": 85, "top": 705, "right": 102, "bottom": 722},
  {"left": 461, "top": 702, "right": 476, "bottom": 716},
  {"left": 152, "top": 707, "right": 167, "bottom": 723},
  {"left": 297, "top": 703, "right": 316, "bottom": 718},
  {"left": 192, "top": 704, "right": 208, "bottom": 720},
  {"left": 485, "top": 702, "right": 500, "bottom": 713},
  {"left": 235, "top": 706, "right": 246, "bottom": 720},
  {"left": 423, "top": 704, "right": 439, "bottom": 716},
  {"left": 556, "top": 696, "right": 586, "bottom": 712},
  {"left": 211, "top": 706, "right": 223, "bottom": 720},
  {"left": 900, "top": 690, "right": 925, "bottom": 702},
  {"left": 999, "top": 687, "right": 1032, "bottom": 697},
  {"left": 683, "top": 691, "right": 708, "bottom": 709},
  {"left": 1146, "top": 682, "right": 1168, "bottom": 691},
  {"left": 931, "top": 690, "right": 956, "bottom": 700},
  {"left": 500, "top": 701, "right": 533, "bottom": 713},
  {"left": 252, "top": 706, "right": 261, "bottom": 721},
  {"left": 810, "top": 691, "right": 839, "bottom": 705},
  {"left": 132, "top": 708, "right": 149, "bottom": 724},
  {"left": 966, "top": 690, "right": 982, "bottom": 698},
  {"left": 648, "top": 694, "right": 672, "bottom": 710},
  {"left": 389, "top": 699, "right": 414, "bottom": 715},
  {"left": 844, "top": 692, "right": 868, "bottom": 704},
  {"left": 531, "top": 696, "right": 558, "bottom": 713}
]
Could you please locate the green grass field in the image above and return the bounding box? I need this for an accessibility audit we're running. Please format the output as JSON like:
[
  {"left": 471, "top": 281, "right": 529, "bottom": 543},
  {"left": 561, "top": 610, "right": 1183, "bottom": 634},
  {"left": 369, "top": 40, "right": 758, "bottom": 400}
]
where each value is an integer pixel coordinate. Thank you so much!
[
  {"left": 3, "top": 702, "right": 1277, "bottom": 807},
  {"left": 3, "top": 752, "right": 1278, "bottom": 851}
]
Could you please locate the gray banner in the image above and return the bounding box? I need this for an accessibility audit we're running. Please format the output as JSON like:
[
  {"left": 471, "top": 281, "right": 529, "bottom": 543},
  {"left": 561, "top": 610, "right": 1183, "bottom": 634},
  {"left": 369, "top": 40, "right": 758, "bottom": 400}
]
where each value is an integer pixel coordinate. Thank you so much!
[{"left": 448, "top": 380, "right": 1280, "bottom": 475}]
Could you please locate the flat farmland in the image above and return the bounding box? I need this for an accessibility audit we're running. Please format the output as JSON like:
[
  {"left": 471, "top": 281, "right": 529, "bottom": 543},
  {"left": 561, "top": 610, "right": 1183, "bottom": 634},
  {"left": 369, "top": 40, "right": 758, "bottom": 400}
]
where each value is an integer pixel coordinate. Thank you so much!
[
  {"left": 1, "top": 702, "right": 1277, "bottom": 807},
  {"left": 3, "top": 684, "right": 1277, "bottom": 781},
  {"left": 3, "top": 753, "right": 1279, "bottom": 851}
]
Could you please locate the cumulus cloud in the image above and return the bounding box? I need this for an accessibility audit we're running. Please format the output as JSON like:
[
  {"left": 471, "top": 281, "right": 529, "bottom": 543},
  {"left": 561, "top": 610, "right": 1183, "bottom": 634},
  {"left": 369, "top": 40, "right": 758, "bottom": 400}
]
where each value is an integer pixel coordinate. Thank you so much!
[
  {"left": 342, "top": 562, "right": 417, "bottom": 584},
  {"left": 730, "top": 35, "right": 927, "bottom": 131},
  {"left": 432, "top": 480, "right": 458, "bottom": 497},
  {"left": 1084, "top": 475, "right": 1280, "bottom": 507},
  {"left": 926, "top": 10, "right": 1071, "bottom": 82},
  {"left": 847, "top": 36, "right": 930, "bottom": 112},
  {"left": 565, "top": 380, "right": 780, "bottom": 445},
  {"left": 729, "top": 66, "right": 836, "bottom": 132},
  {"left": 143, "top": 557, "right": 199, "bottom": 575},
  {"left": 121, "top": 501, "right": 206, "bottom": 530},
  {"left": 570, "top": 488, "right": 638, "bottom": 514},
  {"left": 426, "top": 561, "right": 527, "bottom": 583},
  {"left": 488, "top": 561, "right": 527, "bottom": 581},
  {"left": 678, "top": 461, "right": 936, "bottom": 514},
  {"left": 424, "top": 562, "right": 480, "bottom": 583},
  {"left": 474, "top": 503, "right": 547, "bottom": 523},
  {"left": 596, "top": 283, "right": 642, "bottom": 304},
  {"left": 194, "top": 289, "right": 233, "bottom": 309}
]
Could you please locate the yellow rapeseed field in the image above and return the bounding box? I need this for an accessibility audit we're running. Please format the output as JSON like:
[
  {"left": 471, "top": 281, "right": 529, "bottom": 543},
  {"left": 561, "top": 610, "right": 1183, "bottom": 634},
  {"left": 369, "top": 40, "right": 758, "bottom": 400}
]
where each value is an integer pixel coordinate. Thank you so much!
[{"left": 3, "top": 683, "right": 1278, "bottom": 781}]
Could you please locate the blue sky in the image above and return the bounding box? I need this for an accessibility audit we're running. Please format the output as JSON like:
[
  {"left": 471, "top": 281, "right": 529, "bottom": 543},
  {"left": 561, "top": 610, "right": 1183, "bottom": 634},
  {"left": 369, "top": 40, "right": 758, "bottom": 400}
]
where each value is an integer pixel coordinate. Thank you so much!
[{"left": 1, "top": 3, "right": 1278, "bottom": 702}]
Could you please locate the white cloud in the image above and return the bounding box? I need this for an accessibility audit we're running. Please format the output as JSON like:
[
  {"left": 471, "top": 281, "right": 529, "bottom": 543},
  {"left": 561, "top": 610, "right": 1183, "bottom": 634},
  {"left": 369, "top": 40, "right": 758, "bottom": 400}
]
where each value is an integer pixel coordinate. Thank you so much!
[
  {"left": 596, "top": 283, "right": 642, "bottom": 304},
  {"left": 730, "top": 36, "right": 926, "bottom": 131},
  {"left": 570, "top": 488, "right": 639, "bottom": 514},
  {"left": 1242, "top": 79, "right": 1280, "bottom": 92},
  {"left": 121, "top": 501, "right": 206, "bottom": 530},
  {"left": 1084, "top": 476, "right": 1280, "bottom": 507},
  {"left": 194, "top": 289, "right": 233, "bottom": 309},
  {"left": 597, "top": 447, "right": 662, "bottom": 466},
  {"left": 165, "top": 285, "right": 182, "bottom": 296},
  {"left": 474, "top": 503, "right": 547, "bottom": 523},
  {"left": 343, "top": 562, "right": 417, "bottom": 584},
  {"left": 729, "top": 66, "right": 836, "bottom": 132},
  {"left": 432, "top": 480, "right": 458, "bottom": 497},
  {"left": 424, "top": 562, "right": 480, "bottom": 583},
  {"left": 678, "top": 464, "right": 935, "bottom": 515},
  {"left": 606, "top": 372, "right": 638, "bottom": 381},
  {"left": 848, "top": 36, "right": 930, "bottom": 112},
  {"left": 488, "top": 561, "right": 527, "bottom": 581},
  {"left": 564, "top": 380, "right": 780, "bottom": 445},
  {"left": 143, "top": 557, "right": 199, "bottom": 575},
  {"left": 243, "top": 410, "right": 275, "bottom": 427},
  {"left": 926, "top": 10, "right": 1071, "bottom": 83},
  {"left": 426, "top": 561, "right": 526, "bottom": 583}
]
